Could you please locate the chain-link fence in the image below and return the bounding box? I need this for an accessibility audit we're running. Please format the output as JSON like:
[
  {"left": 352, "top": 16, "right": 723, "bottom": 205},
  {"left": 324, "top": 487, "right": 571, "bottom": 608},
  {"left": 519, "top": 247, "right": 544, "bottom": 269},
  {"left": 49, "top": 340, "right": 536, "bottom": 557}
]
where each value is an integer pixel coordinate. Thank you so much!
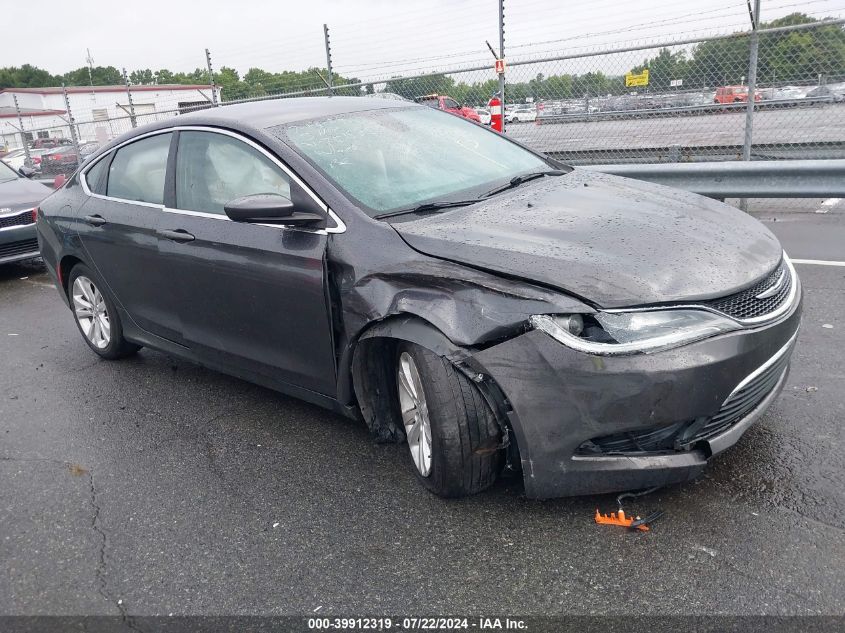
[{"left": 3, "top": 1, "right": 845, "bottom": 184}]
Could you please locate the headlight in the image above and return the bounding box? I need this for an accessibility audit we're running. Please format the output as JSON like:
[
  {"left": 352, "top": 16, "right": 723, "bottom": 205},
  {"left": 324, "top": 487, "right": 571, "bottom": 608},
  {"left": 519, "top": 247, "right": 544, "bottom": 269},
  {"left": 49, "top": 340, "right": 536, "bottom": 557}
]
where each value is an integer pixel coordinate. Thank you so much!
[{"left": 530, "top": 309, "right": 742, "bottom": 356}]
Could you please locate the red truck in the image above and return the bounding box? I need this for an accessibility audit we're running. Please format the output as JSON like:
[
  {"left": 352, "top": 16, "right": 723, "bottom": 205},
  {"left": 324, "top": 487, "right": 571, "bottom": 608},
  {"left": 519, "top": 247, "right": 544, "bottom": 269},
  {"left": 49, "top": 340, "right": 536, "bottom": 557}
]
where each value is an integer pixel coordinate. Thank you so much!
[
  {"left": 714, "top": 85, "right": 762, "bottom": 104},
  {"left": 414, "top": 94, "right": 481, "bottom": 123}
]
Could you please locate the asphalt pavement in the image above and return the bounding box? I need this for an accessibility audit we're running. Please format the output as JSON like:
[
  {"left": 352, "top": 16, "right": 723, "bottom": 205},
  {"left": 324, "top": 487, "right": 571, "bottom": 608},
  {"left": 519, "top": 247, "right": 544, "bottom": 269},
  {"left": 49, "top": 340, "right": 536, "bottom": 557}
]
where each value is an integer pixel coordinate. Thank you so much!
[{"left": 1, "top": 211, "right": 843, "bottom": 619}]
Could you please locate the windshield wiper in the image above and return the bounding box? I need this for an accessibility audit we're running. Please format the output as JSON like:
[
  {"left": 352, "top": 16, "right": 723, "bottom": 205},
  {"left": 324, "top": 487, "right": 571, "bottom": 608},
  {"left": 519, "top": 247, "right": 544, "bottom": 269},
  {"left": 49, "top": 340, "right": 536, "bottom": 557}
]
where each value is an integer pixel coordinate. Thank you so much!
[
  {"left": 483, "top": 169, "right": 565, "bottom": 198},
  {"left": 375, "top": 199, "right": 481, "bottom": 219}
]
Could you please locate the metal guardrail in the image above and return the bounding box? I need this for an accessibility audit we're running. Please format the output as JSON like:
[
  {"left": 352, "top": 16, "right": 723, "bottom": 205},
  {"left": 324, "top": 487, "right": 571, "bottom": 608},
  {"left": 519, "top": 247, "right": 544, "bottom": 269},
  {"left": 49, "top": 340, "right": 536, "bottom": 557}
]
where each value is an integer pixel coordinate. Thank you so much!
[
  {"left": 586, "top": 160, "right": 845, "bottom": 198},
  {"left": 547, "top": 141, "right": 845, "bottom": 165}
]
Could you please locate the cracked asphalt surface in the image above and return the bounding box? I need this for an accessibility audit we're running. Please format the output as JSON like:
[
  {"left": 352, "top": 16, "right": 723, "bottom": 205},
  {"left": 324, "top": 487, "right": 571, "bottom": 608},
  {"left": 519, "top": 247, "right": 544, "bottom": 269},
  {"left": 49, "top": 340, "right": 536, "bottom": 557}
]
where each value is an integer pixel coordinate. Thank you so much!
[{"left": 1, "top": 212, "right": 843, "bottom": 618}]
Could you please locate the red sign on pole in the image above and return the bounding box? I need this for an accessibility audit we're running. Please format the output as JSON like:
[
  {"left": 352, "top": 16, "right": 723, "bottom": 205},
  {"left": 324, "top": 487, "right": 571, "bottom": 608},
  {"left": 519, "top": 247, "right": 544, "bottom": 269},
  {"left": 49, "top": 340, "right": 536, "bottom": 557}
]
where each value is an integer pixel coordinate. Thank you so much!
[{"left": 495, "top": 58, "right": 506, "bottom": 75}]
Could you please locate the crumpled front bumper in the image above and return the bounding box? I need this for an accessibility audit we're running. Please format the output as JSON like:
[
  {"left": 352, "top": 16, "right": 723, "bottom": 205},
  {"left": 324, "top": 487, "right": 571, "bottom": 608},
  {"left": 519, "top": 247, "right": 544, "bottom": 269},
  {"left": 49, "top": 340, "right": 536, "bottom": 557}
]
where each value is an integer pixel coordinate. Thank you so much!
[{"left": 470, "top": 290, "right": 802, "bottom": 499}]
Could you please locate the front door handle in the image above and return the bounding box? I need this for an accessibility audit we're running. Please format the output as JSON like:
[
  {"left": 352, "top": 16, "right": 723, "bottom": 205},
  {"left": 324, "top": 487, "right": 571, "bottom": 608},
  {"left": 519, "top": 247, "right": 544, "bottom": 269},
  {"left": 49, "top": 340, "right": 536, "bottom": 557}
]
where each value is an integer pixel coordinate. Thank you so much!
[
  {"left": 158, "top": 229, "right": 195, "bottom": 243},
  {"left": 83, "top": 214, "right": 106, "bottom": 227}
]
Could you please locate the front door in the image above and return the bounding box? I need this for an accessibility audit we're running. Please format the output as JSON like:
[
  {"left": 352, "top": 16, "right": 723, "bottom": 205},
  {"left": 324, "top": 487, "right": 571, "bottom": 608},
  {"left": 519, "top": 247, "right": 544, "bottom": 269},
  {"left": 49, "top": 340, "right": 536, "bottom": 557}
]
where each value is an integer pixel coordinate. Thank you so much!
[{"left": 158, "top": 129, "right": 337, "bottom": 396}]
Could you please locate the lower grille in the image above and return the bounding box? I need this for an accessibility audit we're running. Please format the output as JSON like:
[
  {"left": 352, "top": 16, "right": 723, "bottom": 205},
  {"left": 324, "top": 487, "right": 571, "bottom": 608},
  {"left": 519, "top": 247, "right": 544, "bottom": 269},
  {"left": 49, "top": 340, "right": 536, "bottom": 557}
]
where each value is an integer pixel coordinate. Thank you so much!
[
  {"left": 577, "top": 338, "right": 794, "bottom": 456},
  {"left": 0, "top": 238, "right": 39, "bottom": 261},
  {"left": 0, "top": 210, "right": 35, "bottom": 230},
  {"left": 695, "top": 348, "right": 790, "bottom": 441}
]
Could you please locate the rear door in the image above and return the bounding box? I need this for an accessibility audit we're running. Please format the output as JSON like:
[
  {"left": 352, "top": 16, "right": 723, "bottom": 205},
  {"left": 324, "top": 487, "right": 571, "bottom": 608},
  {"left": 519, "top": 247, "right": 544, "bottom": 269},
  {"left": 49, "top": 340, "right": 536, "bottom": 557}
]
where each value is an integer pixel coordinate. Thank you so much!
[
  {"left": 157, "top": 129, "right": 337, "bottom": 396},
  {"left": 76, "top": 132, "right": 182, "bottom": 342}
]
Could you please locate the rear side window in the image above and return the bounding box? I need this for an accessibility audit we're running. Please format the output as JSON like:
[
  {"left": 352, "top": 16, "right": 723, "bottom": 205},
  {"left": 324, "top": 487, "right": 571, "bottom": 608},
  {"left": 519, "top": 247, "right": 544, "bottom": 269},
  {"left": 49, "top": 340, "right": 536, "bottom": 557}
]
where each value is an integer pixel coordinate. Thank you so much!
[
  {"left": 107, "top": 133, "right": 171, "bottom": 205},
  {"left": 175, "top": 131, "right": 291, "bottom": 215},
  {"left": 84, "top": 157, "right": 109, "bottom": 195}
]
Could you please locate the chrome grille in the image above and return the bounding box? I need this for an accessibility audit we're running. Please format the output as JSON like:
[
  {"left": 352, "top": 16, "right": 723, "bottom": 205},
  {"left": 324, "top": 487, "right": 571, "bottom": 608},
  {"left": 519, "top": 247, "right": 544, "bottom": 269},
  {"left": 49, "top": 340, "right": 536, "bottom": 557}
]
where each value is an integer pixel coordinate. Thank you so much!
[
  {"left": 702, "top": 261, "right": 792, "bottom": 321},
  {"left": 0, "top": 210, "right": 34, "bottom": 230}
]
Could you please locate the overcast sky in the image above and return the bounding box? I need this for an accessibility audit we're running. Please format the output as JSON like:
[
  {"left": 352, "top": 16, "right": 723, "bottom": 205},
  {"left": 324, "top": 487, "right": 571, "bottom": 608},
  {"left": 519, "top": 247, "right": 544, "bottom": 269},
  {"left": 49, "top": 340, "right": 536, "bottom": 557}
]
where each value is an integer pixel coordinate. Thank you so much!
[{"left": 5, "top": 0, "right": 845, "bottom": 82}]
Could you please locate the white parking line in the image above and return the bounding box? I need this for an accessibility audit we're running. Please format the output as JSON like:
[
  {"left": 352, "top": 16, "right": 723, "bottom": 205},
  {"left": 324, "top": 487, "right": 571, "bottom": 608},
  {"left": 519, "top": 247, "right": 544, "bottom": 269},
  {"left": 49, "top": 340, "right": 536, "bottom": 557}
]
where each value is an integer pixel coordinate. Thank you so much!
[
  {"left": 814, "top": 198, "right": 842, "bottom": 214},
  {"left": 791, "top": 259, "right": 845, "bottom": 267}
]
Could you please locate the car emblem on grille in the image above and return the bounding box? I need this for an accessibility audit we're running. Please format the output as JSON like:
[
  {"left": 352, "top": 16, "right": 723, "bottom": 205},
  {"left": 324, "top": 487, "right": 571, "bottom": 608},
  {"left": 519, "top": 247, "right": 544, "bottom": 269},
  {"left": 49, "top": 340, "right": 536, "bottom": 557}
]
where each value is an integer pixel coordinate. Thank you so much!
[{"left": 755, "top": 268, "right": 786, "bottom": 299}]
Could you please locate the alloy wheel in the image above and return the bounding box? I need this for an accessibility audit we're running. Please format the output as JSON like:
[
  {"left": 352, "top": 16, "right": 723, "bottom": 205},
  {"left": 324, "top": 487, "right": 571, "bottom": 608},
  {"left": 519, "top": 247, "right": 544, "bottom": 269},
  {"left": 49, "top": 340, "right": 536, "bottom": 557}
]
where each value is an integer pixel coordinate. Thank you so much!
[
  {"left": 72, "top": 276, "right": 111, "bottom": 349},
  {"left": 397, "top": 352, "right": 433, "bottom": 477}
]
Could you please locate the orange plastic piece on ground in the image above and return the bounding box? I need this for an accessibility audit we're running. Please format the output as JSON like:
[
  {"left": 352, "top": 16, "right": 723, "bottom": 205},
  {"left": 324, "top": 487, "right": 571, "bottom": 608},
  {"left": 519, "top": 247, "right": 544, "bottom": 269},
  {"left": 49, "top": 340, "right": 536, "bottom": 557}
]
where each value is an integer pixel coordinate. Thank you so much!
[{"left": 594, "top": 508, "right": 650, "bottom": 532}]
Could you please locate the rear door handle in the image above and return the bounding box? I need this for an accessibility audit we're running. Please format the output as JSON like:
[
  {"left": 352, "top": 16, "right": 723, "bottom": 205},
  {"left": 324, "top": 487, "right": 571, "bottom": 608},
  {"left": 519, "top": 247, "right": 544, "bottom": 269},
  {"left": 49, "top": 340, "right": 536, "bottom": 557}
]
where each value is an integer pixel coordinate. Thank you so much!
[
  {"left": 83, "top": 214, "right": 106, "bottom": 227},
  {"left": 158, "top": 229, "right": 195, "bottom": 243}
]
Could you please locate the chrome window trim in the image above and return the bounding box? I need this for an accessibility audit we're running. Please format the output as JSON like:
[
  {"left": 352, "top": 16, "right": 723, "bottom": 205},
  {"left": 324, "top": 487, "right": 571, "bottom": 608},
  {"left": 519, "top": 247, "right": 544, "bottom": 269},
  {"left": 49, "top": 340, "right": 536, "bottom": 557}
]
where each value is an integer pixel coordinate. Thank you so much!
[
  {"left": 79, "top": 125, "right": 346, "bottom": 235},
  {"left": 602, "top": 253, "right": 798, "bottom": 328}
]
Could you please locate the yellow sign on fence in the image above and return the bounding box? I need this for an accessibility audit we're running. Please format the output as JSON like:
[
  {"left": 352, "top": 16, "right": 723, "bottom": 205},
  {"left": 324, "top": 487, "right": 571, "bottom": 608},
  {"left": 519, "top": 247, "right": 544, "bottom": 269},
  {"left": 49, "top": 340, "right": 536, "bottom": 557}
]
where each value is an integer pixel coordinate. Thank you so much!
[{"left": 625, "top": 69, "right": 650, "bottom": 87}]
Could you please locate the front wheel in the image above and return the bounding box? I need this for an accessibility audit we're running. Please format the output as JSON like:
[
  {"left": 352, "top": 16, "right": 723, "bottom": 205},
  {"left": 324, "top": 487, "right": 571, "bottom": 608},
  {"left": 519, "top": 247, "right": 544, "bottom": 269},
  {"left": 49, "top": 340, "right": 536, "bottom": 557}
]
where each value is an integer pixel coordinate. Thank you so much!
[
  {"left": 68, "top": 264, "right": 141, "bottom": 360},
  {"left": 396, "top": 343, "right": 503, "bottom": 497}
]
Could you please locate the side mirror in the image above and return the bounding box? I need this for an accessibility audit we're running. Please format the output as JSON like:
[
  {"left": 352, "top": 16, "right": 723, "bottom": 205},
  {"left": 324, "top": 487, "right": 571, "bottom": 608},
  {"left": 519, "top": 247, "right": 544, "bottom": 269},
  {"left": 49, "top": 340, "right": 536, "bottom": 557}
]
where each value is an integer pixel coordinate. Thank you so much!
[
  {"left": 18, "top": 166, "right": 35, "bottom": 178},
  {"left": 224, "top": 193, "right": 325, "bottom": 227}
]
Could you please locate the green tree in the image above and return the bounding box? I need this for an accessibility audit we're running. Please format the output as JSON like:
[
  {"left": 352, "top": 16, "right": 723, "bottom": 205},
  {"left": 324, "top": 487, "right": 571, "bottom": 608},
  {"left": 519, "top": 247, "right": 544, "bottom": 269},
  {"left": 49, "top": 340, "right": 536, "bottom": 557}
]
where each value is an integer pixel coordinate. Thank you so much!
[
  {"left": 0, "top": 64, "right": 58, "bottom": 88},
  {"left": 685, "top": 13, "right": 845, "bottom": 88},
  {"left": 61, "top": 65, "right": 122, "bottom": 86},
  {"left": 384, "top": 73, "right": 455, "bottom": 99},
  {"left": 630, "top": 48, "right": 689, "bottom": 91},
  {"left": 129, "top": 68, "right": 154, "bottom": 85}
]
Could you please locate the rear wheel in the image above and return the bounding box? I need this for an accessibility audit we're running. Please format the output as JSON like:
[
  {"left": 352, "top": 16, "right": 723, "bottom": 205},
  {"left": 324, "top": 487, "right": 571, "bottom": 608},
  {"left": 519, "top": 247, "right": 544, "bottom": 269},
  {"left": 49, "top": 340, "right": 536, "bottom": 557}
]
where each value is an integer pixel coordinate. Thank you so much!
[
  {"left": 396, "top": 342, "right": 503, "bottom": 497},
  {"left": 68, "top": 264, "right": 140, "bottom": 360}
]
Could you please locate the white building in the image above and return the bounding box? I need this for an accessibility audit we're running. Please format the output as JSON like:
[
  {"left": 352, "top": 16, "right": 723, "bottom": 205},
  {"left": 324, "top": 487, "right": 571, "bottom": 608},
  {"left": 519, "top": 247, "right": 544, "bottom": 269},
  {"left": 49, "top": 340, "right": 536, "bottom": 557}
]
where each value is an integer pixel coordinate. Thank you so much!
[{"left": 0, "top": 84, "right": 221, "bottom": 150}]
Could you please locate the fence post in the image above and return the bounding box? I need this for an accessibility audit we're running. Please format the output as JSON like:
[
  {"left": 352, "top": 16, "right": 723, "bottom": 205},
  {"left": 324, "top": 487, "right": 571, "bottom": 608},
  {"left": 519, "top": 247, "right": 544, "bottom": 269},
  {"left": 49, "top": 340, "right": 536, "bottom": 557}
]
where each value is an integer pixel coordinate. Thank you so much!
[
  {"left": 61, "top": 84, "right": 81, "bottom": 158},
  {"left": 122, "top": 68, "right": 137, "bottom": 128},
  {"left": 205, "top": 48, "right": 219, "bottom": 106},
  {"left": 742, "top": 0, "right": 761, "bottom": 162},
  {"left": 12, "top": 95, "right": 32, "bottom": 166},
  {"left": 324, "top": 24, "right": 334, "bottom": 96},
  {"left": 498, "top": 0, "right": 506, "bottom": 132}
]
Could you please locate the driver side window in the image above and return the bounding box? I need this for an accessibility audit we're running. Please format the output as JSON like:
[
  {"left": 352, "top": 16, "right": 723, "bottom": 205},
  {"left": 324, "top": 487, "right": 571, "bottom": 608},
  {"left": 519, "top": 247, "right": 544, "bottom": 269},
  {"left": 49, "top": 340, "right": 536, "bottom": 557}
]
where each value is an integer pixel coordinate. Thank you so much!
[{"left": 175, "top": 131, "right": 292, "bottom": 215}]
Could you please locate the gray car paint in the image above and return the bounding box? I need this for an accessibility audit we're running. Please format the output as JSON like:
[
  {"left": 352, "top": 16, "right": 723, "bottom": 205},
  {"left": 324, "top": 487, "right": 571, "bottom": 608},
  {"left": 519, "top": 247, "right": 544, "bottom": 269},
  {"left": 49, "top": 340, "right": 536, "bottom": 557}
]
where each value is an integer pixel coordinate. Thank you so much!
[
  {"left": 36, "top": 97, "right": 801, "bottom": 498},
  {"left": 390, "top": 168, "right": 783, "bottom": 308}
]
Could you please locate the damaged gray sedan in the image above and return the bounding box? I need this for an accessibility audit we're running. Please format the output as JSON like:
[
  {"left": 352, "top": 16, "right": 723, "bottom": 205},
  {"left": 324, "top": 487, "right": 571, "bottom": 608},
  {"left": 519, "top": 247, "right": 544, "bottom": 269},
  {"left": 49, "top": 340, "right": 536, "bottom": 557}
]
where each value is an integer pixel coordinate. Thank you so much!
[{"left": 36, "top": 97, "right": 802, "bottom": 498}]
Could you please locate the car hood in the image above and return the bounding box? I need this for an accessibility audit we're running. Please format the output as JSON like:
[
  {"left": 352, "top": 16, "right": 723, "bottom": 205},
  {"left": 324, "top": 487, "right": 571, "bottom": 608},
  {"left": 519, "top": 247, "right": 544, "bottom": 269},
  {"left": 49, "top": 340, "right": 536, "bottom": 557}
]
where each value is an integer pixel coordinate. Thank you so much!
[
  {"left": 0, "top": 177, "right": 52, "bottom": 211},
  {"left": 389, "top": 169, "right": 783, "bottom": 308}
]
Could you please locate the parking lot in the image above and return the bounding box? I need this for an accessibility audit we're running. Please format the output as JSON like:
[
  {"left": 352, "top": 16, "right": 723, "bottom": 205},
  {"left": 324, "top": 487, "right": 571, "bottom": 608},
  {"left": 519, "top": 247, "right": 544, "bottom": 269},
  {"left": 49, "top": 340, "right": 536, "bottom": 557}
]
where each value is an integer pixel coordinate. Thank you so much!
[
  {"left": 508, "top": 103, "right": 845, "bottom": 158},
  {"left": 1, "top": 209, "right": 843, "bottom": 619}
]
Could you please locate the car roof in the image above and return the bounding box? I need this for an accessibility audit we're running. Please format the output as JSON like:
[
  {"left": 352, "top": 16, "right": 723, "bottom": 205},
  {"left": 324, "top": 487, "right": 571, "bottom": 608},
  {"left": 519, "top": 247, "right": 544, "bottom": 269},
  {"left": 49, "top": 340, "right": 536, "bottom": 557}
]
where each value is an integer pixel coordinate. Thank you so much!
[{"left": 175, "top": 96, "right": 417, "bottom": 130}]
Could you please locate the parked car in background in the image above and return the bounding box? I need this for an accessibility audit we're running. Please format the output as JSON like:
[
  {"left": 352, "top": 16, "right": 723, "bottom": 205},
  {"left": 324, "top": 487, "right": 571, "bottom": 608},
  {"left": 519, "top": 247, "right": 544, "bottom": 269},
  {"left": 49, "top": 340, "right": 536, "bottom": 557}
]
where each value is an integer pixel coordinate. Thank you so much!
[
  {"left": 29, "top": 138, "right": 72, "bottom": 150},
  {"left": 2, "top": 148, "right": 50, "bottom": 173},
  {"left": 764, "top": 85, "right": 808, "bottom": 102},
  {"left": 506, "top": 106, "right": 537, "bottom": 123},
  {"left": 1, "top": 149, "right": 28, "bottom": 171},
  {"left": 40, "top": 142, "right": 100, "bottom": 175},
  {"left": 714, "top": 85, "right": 761, "bottom": 104},
  {"left": 475, "top": 108, "right": 491, "bottom": 125},
  {"left": 0, "top": 160, "right": 50, "bottom": 265},
  {"left": 414, "top": 94, "right": 481, "bottom": 122},
  {"left": 369, "top": 92, "right": 410, "bottom": 101},
  {"left": 805, "top": 83, "right": 845, "bottom": 103},
  {"left": 38, "top": 97, "right": 801, "bottom": 499}
]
